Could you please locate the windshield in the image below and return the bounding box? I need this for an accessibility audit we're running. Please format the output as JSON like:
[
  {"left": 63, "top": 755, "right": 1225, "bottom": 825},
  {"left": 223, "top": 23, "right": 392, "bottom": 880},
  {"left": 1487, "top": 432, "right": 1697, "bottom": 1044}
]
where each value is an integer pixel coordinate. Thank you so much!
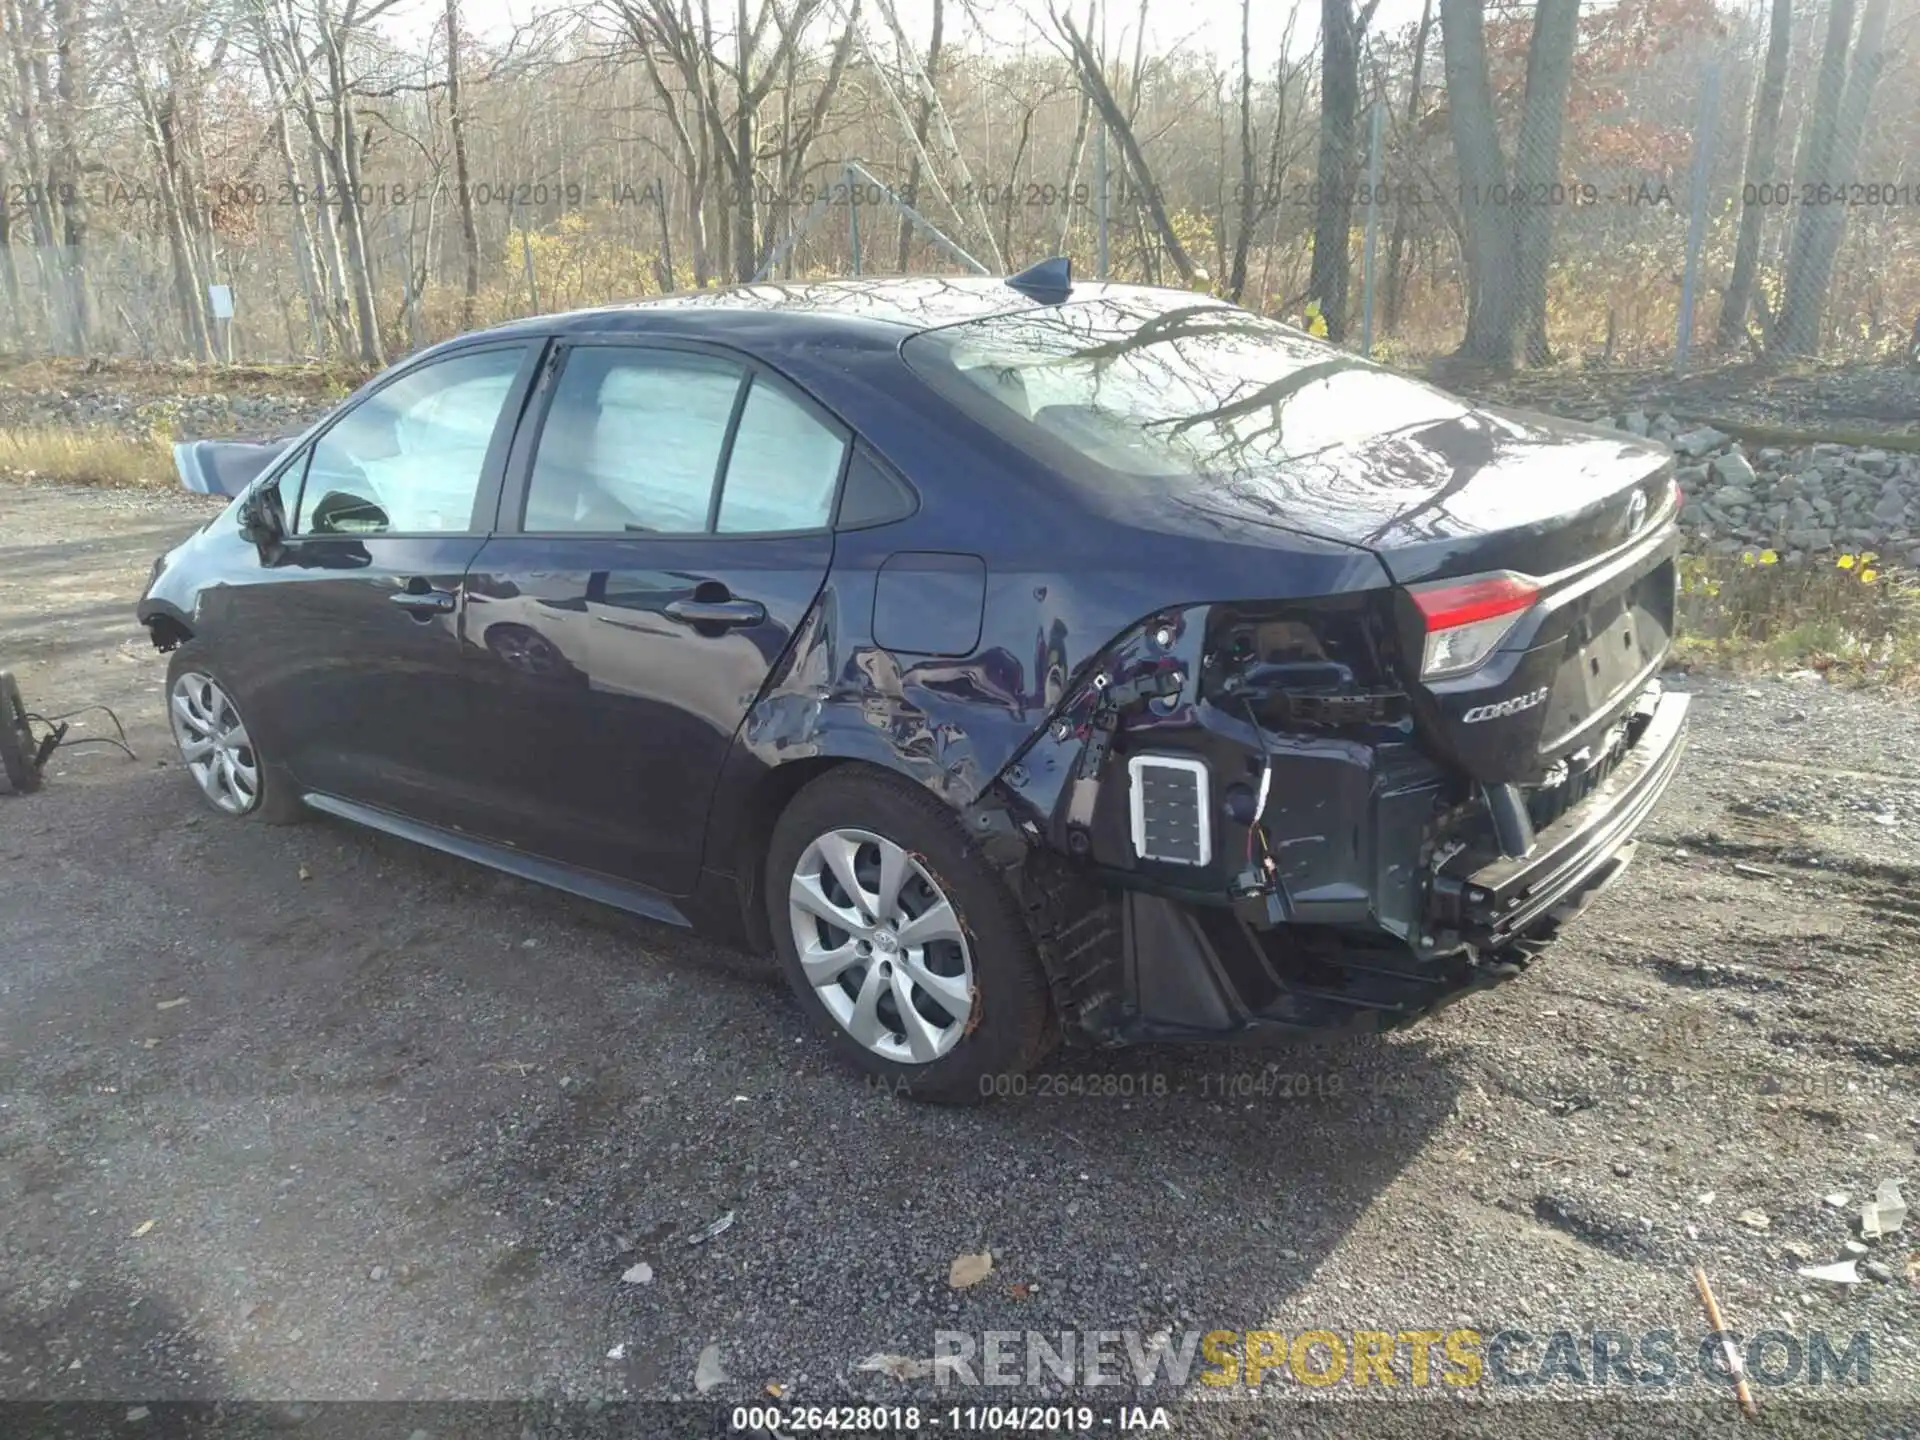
[{"left": 901, "top": 296, "right": 1466, "bottom": 481}]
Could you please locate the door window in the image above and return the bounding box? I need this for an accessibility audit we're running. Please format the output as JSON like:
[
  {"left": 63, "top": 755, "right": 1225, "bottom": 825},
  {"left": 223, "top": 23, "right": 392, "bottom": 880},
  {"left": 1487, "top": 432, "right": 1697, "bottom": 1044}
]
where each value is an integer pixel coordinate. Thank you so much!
[
  {"left": 715, "top": 379, "right": 848, "bottom": 534},
  {"left": 293, "top": 345, "right": 527, "bottom": 536},
  {"left": 524, "top": 349, "right": 743, "bottom": 533},
  {"left": 522, "top": 346, "right": 848, "bottom": 535}
]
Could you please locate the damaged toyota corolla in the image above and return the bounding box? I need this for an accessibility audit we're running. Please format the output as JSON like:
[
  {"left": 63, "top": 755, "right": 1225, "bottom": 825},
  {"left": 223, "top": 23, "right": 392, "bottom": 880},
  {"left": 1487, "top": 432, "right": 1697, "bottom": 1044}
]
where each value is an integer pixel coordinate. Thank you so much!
[{"left": 139, "top": 262, "right": 1689, "bottom": 1101}]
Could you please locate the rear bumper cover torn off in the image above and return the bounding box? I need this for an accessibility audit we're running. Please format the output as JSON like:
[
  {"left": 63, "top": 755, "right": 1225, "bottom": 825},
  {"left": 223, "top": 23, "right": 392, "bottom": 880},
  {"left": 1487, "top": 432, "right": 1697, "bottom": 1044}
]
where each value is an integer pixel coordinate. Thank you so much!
[
  {"left": 1065, "top": 690, "right": 1689, "bottom": 1046},
  {"left": 1430, "top": 689, "right": 1689, "bottom": 947}
]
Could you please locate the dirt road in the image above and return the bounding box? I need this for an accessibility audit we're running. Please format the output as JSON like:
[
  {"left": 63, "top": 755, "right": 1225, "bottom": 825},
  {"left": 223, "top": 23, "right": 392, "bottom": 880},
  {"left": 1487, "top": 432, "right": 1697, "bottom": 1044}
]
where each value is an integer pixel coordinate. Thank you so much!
[{"left": 1, "top": 479, "right": 1915, "bottom": 1437}]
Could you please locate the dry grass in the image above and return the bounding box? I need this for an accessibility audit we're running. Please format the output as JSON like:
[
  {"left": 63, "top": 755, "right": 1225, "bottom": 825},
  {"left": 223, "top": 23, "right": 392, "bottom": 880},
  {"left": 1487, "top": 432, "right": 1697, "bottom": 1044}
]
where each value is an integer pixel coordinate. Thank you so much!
[
  {"left": 0, "top": 425, "right": 177, "bottom": 488},
  {"left": 1675, "top": 550, "right": 1920, "bottom": 688}
]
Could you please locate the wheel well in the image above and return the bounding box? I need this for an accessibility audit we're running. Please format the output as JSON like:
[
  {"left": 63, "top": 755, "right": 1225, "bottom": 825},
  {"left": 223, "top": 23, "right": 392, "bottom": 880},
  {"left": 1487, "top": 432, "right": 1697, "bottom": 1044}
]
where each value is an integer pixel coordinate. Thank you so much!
[
  {"left": 730, "top": 756, "right": 856, "bottom": 952},
  {"left": 146, "top": 615, "right": 192, "bottom": 652}
]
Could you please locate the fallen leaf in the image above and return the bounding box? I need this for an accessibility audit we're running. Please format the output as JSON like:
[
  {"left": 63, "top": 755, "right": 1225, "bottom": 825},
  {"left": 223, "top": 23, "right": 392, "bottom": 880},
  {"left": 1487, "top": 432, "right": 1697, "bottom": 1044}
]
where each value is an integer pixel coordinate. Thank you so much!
[
  {"left": 694, "top": 1344, "right": 727, "bottom": 1393},
  {"left": 765, "top": 1382, "right": 786, "bottom": 1398},
  {"left": 949, "top": 1249, "right": 994, "bottom": 1288},
  {"left": 155, "top": 998, "right": 187, "bottom": 1011},
  {"left": 621, "top": 1262, "right": 653, "bottom": 1285},
  {"left": 1009, "top": 1282, "right": 1034, "bottom": 1300},
  {"left": 130, "top": 1220, "right": 155, "bottom": 1238}
]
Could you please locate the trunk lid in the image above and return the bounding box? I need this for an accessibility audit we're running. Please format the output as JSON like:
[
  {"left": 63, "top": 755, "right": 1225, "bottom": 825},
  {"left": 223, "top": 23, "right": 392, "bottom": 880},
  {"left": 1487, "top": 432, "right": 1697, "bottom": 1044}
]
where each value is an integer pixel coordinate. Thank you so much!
[
  {"left": 1192, "top": 398, "right": 1677, "bottom": 585},
  {"left": 1192, "top": 397, "right": 1683, "bottom": 786}
]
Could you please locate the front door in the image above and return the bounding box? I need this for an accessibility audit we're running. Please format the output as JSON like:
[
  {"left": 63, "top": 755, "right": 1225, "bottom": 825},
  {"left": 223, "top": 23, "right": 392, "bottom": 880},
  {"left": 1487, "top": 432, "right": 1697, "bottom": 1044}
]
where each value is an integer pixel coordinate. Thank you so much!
[
  {"left": 461, "top": 339, "right": 847, "bottom": 894},
  {"left": 216, "top": 341, "right": 542, "bottom": 830}
]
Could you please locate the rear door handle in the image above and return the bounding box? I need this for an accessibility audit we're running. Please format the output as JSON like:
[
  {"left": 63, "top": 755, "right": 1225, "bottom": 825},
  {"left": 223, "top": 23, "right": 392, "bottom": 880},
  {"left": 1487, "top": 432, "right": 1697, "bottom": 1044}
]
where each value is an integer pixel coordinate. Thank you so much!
[
  {"left": 392, "top": 579, "right": 456, "bottom": 615},
  {"left": 663, "top": 597, "right": 766, "bottom": 629}
]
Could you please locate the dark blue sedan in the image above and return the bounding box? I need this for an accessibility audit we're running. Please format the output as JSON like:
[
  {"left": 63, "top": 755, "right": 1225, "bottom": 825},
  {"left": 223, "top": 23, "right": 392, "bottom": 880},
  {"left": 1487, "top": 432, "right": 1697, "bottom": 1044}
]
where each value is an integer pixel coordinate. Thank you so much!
[{"left": 139, "top": 264, "right": 1689, "bottom": 1101}]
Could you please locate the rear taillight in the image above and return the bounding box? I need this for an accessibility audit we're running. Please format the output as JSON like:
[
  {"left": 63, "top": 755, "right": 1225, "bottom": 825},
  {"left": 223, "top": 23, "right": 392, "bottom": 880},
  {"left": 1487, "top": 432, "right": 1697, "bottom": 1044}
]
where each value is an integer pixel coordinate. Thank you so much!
[{"left": 1409, "top": 571, "right": 1539, "bottom": 679}]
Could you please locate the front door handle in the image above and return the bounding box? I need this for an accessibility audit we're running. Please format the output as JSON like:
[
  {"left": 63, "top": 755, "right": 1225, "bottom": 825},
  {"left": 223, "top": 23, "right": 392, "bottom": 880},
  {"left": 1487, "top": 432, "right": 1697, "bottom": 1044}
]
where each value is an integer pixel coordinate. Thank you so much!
[
  {"left": 392, "top": 578, "right": 456, "bottom": 616},
  {"left": 663, "top": 596, "right": 766, "bottom": 629}
]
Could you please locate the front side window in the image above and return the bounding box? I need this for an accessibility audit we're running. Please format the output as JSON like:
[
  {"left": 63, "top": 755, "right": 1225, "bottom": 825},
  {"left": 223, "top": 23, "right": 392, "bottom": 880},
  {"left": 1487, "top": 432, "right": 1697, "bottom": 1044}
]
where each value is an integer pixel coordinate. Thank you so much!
[
  {"left": 523, "top": 345, "right": 848, "bottom": 535},
  {"left": 293, "top": 345, "right": 527, "bottom": 536}
]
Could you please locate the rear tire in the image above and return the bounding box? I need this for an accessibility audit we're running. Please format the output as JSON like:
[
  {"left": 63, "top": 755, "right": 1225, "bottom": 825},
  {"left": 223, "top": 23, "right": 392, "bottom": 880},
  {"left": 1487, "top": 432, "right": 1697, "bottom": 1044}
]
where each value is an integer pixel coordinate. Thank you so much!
[
  {"left": 766, "top": 767, "right": 1056, "bottom": 1103},
  {"left": 165, "top": 646, "right": 305, "bottom": 825}
]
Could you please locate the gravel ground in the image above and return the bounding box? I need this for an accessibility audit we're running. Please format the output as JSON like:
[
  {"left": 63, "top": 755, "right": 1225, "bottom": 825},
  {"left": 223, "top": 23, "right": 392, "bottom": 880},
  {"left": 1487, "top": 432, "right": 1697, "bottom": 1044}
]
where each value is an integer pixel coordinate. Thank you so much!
[{"left": 1, "top": 479, "right": 1916, "bottom": 1439}]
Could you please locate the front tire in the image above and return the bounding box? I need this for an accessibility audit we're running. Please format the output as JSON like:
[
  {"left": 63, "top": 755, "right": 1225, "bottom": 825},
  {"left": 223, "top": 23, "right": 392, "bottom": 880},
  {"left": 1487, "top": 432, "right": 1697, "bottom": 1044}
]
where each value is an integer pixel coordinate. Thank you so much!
[
  {"left": 766, "top": 768, "right": 1056, "bottom": 1103},
  {"left": 165, "top": 647, "right": 305, "bottom": 824}
]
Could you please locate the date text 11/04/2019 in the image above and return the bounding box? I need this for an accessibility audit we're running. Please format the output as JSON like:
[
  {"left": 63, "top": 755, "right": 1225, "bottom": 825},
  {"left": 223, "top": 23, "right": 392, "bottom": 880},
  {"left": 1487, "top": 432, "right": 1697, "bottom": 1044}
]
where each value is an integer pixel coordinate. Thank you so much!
[
  {"left": 729, "top": 1406, "right": 1170, "bottom": 1432},
  {"left": 930, "top": 1069, "right": 1386, "bottom": 1101}
]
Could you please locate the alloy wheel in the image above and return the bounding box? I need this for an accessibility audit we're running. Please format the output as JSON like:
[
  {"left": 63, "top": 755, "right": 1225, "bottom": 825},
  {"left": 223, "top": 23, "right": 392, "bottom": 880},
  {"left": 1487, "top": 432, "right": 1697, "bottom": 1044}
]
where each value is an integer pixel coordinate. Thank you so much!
[
  {"left": 787, "top": 828, "right": 976, "bottom": 1064},
  {"left": 169, "top": 671, "right": 261, "bottom": 815}
]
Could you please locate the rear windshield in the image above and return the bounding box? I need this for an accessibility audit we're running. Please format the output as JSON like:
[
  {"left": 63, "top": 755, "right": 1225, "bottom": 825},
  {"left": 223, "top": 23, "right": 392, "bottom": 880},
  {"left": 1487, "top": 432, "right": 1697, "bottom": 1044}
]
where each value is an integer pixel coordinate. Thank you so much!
[{"left": 901, "top": 296, "right": 1465, "bottom": 480}]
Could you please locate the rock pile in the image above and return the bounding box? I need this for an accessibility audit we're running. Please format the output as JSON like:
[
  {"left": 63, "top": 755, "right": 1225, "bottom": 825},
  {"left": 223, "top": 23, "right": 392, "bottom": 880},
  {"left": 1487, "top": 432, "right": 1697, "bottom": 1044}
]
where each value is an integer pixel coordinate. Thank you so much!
[
  {"left": 0, "top": 386, "right": 329, "bottom": 442},
  {"left": 1597, "top": 410, "right": 1920, "bottom": 567}
]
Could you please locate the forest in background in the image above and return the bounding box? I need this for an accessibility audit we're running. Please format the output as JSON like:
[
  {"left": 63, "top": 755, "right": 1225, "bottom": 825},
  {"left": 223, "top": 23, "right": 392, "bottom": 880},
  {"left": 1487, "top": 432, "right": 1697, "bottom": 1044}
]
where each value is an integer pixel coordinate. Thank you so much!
[{"left": 0, "top": 0, "right": 1915, "bottom": 369}]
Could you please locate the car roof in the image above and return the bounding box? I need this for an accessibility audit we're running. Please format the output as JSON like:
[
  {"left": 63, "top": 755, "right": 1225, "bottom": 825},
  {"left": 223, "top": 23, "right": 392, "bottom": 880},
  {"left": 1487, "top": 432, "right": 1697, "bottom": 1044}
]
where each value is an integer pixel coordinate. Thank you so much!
[{"left": 458, "top": 276, "right": 1222, "bottom": 349}]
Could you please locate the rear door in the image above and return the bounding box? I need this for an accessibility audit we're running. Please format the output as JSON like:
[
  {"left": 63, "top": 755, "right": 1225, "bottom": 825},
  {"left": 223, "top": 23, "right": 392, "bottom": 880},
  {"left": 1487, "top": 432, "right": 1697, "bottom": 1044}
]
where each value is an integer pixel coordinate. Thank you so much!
[
  {"left": 460, "top": 338, "right": 847, "bottom": 894},
  {"left": 214, "top": 340, "right": 543, "bottom": 828}
]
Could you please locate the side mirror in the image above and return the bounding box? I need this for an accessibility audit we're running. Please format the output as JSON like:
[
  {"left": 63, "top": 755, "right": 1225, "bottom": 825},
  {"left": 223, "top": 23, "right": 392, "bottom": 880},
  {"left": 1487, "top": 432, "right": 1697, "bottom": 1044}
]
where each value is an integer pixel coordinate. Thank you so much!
[{"left": 237, "top": 484, "right": 287, "bottom": 558}]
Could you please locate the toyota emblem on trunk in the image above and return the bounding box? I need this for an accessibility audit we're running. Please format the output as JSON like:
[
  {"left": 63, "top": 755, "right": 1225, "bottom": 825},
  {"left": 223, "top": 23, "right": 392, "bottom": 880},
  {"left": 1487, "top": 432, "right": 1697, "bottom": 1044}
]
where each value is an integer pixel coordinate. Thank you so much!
[{"left": 1626, "top": 489, "right": 1649, "bottom": 534}]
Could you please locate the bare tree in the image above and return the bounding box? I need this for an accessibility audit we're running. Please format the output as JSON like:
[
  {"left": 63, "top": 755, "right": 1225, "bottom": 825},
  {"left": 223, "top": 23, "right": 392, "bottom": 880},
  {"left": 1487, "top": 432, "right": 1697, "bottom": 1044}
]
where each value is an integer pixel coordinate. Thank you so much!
[
  {"left": 1439, "top": 0, "right": 1580, "bottom": 370},
  {"left": 1716, "top": 0, "right": 1790, "bottom": 352},
  {"left": 1381, "top": 0, "right": 1432, "bottom": 336},
  {"left": 892, "top": 0, "right": 941, "bottom": 272},
  {"left": 1054, "top": 5, "right": 1194, "bottom": 286},
  {"left": 445, "top": 0, "right": 479, "bottom": 326},
  {"left": 1771, "top": 0, "right": 1891, "bottom": 357},
  {"left": 1509, "top": 0, "right": 1579, "bottom": 365},
  {"left": 1307, "top": 0, "right": 1379, "bottom": 341}
]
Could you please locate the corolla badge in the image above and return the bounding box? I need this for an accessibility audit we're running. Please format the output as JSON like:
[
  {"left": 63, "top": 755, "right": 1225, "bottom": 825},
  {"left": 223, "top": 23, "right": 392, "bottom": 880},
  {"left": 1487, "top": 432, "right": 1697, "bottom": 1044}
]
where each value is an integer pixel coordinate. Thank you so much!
[
  {"left": 1462, "top": 686, "right": 1550, "bottom": 723},
  {"left": 1626, "top": 489, "right": 1649, "bottom": 534}
]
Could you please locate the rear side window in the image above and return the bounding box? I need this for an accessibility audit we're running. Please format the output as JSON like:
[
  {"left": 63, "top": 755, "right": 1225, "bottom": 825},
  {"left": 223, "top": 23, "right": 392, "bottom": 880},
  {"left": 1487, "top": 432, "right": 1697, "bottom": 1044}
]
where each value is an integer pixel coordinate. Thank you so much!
[
  {"left": 522, "top": 344, "right": 848, "bottom": 536},
  {"left": 524, "top": 349, "right": 741, "bottom": 533},
  {"left": 716, "top": 380, "right": 847, "bottom": 534}
]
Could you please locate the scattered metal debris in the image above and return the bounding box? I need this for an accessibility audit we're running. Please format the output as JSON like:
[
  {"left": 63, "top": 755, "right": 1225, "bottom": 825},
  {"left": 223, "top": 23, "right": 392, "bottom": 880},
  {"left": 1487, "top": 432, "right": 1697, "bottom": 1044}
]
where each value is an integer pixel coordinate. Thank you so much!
[
  {"left": 1860, "top": 1180, "right": 1906, "bottom": 1239},
  {"left": 1796, "top": 1260, "right": 1862, "bottom": 1285}
]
